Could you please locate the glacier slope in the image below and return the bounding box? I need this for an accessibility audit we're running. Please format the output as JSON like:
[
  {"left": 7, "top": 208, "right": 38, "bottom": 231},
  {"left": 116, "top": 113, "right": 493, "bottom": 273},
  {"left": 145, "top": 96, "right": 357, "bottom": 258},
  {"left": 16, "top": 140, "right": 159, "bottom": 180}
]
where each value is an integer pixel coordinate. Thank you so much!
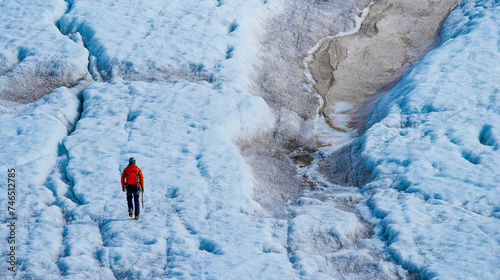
[
  {"left": 0, "top": 0, "right": 498, "bottom": 279},
  {"left": 359, "top": 0, "right": 500, "bottom": 278}
]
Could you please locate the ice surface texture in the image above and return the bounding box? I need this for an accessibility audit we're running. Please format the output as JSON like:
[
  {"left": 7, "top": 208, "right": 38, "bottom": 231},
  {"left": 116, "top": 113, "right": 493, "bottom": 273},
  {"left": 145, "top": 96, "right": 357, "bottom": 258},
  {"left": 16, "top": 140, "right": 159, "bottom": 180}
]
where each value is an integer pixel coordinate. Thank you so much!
[
  {"left": 1, "top": 0, "right": 499, "bottom": 279},
  {"left": 0, "top": 0, "right": 293, "bottom": 277},
  {"left": 0, "top": 0, "right": 89, "bottom": 103},
  {"left": 360, "top": 0, "right": 500, "bottom": 278}
]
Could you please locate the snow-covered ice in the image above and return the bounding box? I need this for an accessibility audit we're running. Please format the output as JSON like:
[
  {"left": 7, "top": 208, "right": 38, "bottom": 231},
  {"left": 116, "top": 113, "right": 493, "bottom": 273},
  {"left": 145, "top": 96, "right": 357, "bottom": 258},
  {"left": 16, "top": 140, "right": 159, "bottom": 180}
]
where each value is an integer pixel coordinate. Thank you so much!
[
  {"left": 360, "top": 0, "right": 500, "bottom": 278},
  {"left": 1, "top": 0, "right": 297, "bottom": 278},
  {"left": 57, "top": 80, "right": 286, "bottom": 279},
  {"left": 0, "top": 87, "right": 81, "bottom": 278},
  {"left": 0, "top": 0, "right": 89, "bottom": 102},
  {"left": 0, "top": 0, "right": 499, "bottom": 279},
  {"left": 57, "top": 0, "right": 277, "bottom": 86}
]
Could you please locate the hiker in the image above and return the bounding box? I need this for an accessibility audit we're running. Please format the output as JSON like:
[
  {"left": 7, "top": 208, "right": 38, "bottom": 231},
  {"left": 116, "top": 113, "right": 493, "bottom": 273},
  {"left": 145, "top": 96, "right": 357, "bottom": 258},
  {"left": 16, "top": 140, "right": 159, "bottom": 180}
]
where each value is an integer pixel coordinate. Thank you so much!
[{"left": 121, "top": 157, "right": 144, "bottom": 220}]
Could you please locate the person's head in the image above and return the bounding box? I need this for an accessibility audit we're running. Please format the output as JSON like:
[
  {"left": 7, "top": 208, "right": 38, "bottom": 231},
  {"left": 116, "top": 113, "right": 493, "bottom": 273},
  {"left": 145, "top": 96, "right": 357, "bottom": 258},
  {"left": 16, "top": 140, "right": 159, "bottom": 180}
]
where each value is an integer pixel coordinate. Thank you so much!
[{"left": 129, "top": 157, "right": 136, "bottom": 165}]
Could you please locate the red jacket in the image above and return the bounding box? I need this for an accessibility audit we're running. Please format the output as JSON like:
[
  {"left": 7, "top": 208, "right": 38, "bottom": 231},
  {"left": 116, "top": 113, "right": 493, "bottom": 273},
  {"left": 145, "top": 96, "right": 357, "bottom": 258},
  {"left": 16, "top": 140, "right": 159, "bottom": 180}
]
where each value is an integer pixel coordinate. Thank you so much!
[{"left": 121, "top": 164, "right": 144, "bottom": 188}]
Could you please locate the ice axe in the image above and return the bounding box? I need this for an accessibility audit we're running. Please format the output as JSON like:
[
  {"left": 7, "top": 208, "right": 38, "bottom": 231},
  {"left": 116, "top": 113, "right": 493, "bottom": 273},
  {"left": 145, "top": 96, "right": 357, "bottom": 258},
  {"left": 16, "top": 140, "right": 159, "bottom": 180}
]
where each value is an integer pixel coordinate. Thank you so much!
[{"left": 138, "top": 181, "right": 144, "bottom": 209}]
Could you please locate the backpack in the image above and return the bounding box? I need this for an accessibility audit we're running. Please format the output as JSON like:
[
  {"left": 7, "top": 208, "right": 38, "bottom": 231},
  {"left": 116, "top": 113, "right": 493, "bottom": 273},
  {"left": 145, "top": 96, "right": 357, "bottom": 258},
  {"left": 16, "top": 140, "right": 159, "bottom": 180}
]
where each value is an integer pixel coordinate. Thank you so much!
[{"left": 125, "top": 165, "right": 140, "bottom": 186}]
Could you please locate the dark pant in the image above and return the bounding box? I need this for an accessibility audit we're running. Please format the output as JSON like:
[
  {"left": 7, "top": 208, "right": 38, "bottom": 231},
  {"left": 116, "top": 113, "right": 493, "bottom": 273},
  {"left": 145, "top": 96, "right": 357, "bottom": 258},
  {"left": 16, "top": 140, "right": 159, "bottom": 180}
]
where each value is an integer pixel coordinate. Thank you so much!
[{"left": 126, "top": 184, "right": 140, "bottom": 216}]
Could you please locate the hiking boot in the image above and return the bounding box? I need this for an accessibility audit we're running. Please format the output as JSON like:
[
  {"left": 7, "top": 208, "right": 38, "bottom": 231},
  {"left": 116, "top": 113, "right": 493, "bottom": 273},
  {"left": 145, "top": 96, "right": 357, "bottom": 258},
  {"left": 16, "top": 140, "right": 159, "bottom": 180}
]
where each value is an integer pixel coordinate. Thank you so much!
[
  {"left": 129, "top": 209, "right": 133, "bottom": 217},
  {"left": 135, "top": 215, "right": 139, "bottom": 220}
]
